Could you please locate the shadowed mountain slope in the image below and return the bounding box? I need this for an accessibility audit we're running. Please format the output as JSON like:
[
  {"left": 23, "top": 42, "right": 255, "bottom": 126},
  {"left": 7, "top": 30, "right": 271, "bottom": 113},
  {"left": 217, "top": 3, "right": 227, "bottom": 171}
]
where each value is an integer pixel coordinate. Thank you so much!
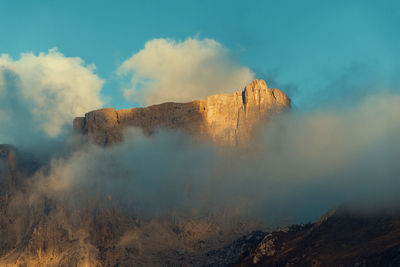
[{"left": 236, "top": 206, "right": 400, "bottom": 267}]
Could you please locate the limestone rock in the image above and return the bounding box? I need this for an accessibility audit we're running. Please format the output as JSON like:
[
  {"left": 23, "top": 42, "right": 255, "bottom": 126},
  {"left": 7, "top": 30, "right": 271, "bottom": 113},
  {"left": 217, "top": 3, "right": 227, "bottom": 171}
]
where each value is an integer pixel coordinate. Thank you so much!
[{"left": 73, "top": 79, "right": 291, "bottom": 146}]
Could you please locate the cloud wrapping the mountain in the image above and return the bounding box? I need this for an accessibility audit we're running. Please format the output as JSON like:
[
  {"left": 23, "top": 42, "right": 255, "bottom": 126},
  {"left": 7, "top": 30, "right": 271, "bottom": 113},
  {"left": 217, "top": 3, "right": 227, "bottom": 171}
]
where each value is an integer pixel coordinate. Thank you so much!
[
  {"left": 118, "top": 37, "right": 254, "bottom": 105},
  {"left": 2, "top": 40, "right": 400, "bottom": 226},
  {"left": 0, "top": 48, "right": 104, "bottom": 147},
  {"left": 29, "top": 93, "right": 400, "bottom": 224}
]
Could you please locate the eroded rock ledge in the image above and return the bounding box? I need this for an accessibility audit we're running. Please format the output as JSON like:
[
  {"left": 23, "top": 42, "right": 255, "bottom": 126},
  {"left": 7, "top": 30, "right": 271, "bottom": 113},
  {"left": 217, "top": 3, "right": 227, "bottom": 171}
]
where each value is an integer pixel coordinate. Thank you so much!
[{"left": 73, "top": 79, "right": 291, "bottom": 146}]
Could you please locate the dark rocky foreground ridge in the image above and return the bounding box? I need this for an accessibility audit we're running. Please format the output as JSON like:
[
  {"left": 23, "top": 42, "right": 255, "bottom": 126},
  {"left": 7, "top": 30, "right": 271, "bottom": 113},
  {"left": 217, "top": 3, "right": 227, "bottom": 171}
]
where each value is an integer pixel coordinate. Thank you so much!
[
  {"left": 235, "top": 206, "right": 400, "bottom": 266},
  {"left": 1, "top": 80, "right": 400, "bottom": 266}
]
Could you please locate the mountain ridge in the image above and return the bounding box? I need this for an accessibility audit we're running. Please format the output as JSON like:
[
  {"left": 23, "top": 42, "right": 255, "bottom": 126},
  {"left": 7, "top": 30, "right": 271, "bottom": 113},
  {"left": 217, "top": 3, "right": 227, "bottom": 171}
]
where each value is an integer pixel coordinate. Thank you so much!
[{"left": 73, "top": 79, "right": 291, "bottom": 146}]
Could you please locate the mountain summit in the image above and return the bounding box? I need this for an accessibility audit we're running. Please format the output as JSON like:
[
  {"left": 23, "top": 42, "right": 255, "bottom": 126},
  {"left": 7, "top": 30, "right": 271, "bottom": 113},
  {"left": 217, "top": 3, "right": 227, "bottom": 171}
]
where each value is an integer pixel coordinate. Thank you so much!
[{"left": 73, "top": 79, "right": 291, "bottom": 146}]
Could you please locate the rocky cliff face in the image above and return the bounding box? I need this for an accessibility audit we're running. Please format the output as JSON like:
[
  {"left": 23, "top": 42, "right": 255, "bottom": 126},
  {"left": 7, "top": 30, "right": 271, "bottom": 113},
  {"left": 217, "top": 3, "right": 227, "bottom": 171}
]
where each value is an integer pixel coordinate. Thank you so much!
[{"left": 73, "top": 80, "right": 291, "bottom": 146}]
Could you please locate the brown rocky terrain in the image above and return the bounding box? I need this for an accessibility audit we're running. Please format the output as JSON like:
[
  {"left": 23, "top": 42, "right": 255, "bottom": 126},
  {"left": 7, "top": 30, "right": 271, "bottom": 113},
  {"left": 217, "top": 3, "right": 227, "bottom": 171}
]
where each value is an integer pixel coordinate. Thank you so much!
[
  {"left": 235, "top": 206, "right": 400, "bottom": 266},
  {"left": 3, "top": 150, "right": 400, "bottom": 267},
  {"left": 73, "top": 79, "right": 290, "bottom": 146},
  {"left": 1, "top": 145, "right": 266, "bottom": 266}
]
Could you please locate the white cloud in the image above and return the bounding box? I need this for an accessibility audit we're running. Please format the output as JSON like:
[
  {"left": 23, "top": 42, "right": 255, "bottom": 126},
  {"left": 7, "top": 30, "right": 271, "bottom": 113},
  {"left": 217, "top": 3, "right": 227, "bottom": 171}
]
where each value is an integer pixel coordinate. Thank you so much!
[
  {"left": 118, "top": 37, "right": 254, "bottom": 106},
  {"left": 0, "top": 48, "right": 104, "bottom": 144}
]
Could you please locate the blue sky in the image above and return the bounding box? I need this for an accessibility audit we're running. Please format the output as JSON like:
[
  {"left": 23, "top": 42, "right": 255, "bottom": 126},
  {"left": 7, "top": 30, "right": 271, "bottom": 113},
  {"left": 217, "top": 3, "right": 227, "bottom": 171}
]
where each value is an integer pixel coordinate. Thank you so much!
[{"left": 1, "top": 0, "right": 400, "bottom": 109}]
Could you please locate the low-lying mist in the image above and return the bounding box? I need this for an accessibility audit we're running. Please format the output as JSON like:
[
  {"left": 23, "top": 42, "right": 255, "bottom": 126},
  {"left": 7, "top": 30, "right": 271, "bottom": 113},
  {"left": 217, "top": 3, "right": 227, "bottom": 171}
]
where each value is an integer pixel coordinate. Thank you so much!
[{"left": 24, "top": 92, "right": 400, "bottom": 226}]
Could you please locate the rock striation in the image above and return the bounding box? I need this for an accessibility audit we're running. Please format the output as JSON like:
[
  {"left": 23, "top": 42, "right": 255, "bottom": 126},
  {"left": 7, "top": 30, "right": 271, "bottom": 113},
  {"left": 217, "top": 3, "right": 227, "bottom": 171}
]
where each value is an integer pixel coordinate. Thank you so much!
[{"left": 73, "top": 79, "right": 291, "bottom": 146}]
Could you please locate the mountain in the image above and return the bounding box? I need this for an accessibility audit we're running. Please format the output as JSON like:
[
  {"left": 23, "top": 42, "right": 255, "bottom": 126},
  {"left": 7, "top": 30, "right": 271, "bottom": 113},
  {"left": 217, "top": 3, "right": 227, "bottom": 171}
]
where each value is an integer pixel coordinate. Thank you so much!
[
  {"left": 2, "top": 79, "right": 400, "bottom": 266},
  {"left": 0, "top": 80, "right": 291, "bottom": 266},
  {"left": 73, "top": 79, "right": 290, "bottom": 146}
]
